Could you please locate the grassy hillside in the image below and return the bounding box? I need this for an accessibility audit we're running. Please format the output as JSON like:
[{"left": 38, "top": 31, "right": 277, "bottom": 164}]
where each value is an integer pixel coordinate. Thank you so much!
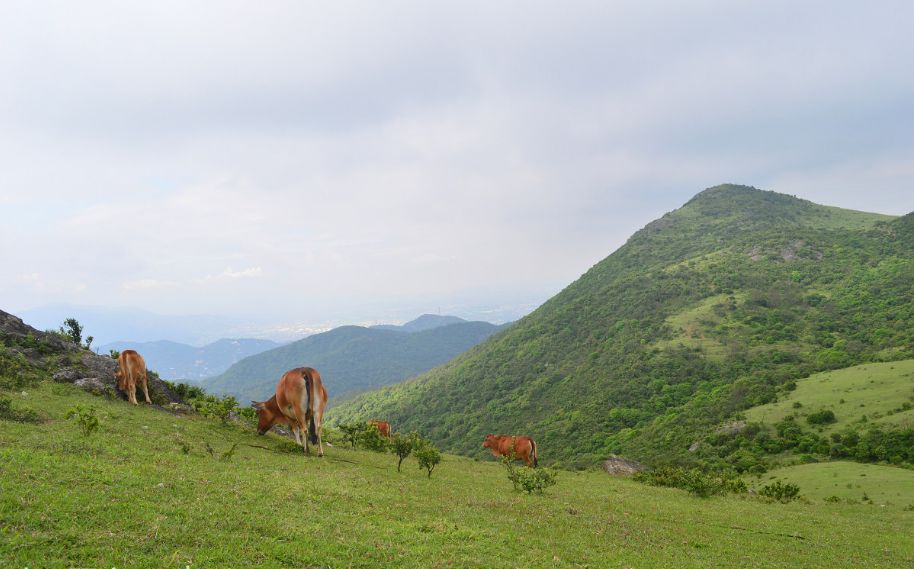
[
  {"left": 754, "top": 461, "right": 914, "bottom": 506},
  {"left": 331, "top": 185, "right": 914, "bottom": 467},
  {"left": 204, "top": 320, "right": 503, "bottom": 403},
  {"left": 3, "top": 381, "right": 914, "bottom": 568},
  {"left": 744, "top": 360, "right": 914, "bottom": 433}
]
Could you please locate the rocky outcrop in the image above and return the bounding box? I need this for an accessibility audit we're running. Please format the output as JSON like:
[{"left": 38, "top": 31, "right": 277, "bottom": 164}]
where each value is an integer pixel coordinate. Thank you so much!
[{"left": 1, "top": 308, "right": 183, "bottom": 405}]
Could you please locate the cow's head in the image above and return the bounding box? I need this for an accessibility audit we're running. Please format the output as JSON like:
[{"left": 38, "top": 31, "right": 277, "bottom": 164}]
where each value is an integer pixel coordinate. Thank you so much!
[
  {"left": 251, "top": 398, "right": 281, "bottom": 435},
  {"left": 482, "top": 434, "right": 496, "bottom": 449},
  {"left": 114, "top": 367, "right": 125, "bottom": 390}
]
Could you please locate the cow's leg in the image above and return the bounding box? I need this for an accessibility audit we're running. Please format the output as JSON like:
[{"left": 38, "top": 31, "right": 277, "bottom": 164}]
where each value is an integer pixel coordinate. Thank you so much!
[
  {"left": 292, "top": 405, "right": 309, "bottom": 455},
  {"left": 313, "top": 410, "right": 324, "bottom": 457},
  {"left": 292, "top": 426, "right": 302, "bottom": 447},
  {"left": 128, "top": 379, "right": 138, "bottom": 405},
  {"left": 140, "top": 376, "right": 152, "bottom": 404}
]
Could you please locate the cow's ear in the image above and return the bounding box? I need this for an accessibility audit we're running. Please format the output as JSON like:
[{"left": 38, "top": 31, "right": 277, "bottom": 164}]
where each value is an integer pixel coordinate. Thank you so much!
[{"left": 251, "top": 400, "right": 263, "bottom": 410}]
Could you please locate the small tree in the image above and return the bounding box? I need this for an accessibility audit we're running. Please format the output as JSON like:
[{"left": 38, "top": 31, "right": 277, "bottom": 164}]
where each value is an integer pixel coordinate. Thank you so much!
[
  {"left": 392, "top": 432, "right": 420, "bottom": 472},
  {"left": 60, "top": 318, "right": 83, "bottom": 345},
  {"left": 84, "top": 335, "right": 94, "bottom": 350},
  {"left": 339, "top": 422, "right": 365, "bottom": 448},
  {"left": 109, "top": 349, "right": 121, "bottom": 360},
  {"left": 414, "top": 439, "right": 441, "bottom": 478}
]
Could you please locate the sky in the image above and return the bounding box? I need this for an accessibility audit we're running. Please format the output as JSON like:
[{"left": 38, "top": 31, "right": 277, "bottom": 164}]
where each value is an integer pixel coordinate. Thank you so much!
[{"left": 2, "top": 1, "right": 914, "bottom": 337}]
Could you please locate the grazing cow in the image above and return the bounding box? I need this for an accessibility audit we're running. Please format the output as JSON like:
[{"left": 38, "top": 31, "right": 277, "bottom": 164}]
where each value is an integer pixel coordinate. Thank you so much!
[
  {"left": 482, "top": 434, "right": 538, "bottom": 467},
  {"left": 115, "top": 349, "right": 151, "bottom": 405},
  {"left": 252, "top": 367, "right": 327, "bottom": 457},
  {"left": 368, "top": 419, "right": 392, "bottom": 438}
]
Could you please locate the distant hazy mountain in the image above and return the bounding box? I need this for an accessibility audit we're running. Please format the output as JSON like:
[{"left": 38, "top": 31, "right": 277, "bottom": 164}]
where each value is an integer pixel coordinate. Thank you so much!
[
  {"left": 371, "top": 314, "right": 467, "bottom": 332},
  {"left": 203, "top": 315, "right": 505, "bottom": 403},
  {"left": 98, "top": 338, "right": 280, "bottom": 381}
]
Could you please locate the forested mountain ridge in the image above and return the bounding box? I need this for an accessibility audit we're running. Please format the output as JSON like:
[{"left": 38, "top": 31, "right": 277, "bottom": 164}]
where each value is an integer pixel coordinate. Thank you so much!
[
  {"left": 203, "top": 318, "right": 504, "bottom": 403},
  {"left": 330, "top": 185, "right": 913, "bottom": 468}
]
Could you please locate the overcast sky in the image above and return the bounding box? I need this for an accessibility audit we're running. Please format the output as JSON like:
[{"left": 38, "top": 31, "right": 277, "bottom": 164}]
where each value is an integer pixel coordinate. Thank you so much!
[{"left": 2, "top": 1, "right": 913, "bottom": 333}]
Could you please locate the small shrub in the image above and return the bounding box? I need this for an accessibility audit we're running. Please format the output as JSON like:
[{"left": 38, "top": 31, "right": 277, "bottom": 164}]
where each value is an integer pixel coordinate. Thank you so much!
[
  {"left": 759, "top": 480, "right": 800, "bottom": 502},
  {"left": 807, "top": 410, "right": 836, "bottom": 425},
  {"left": 824, "top": 495, "right": 841, "bottom": 503},
  {"left": 903, "top": 503, "right": 914, "bottom": 512},
  {"left": 414, "top": 439, "right": 441, "bottom": 478},
  {"left": 66, "top": 405, "right": 100, "bottom": 437},
  {"left": 502, "top": 456, "right": 557, "bottom": 494}
]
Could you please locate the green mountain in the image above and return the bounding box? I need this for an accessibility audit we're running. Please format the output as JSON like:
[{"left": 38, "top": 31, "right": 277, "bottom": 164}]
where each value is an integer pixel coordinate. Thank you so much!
[
  {"left": 331, "top": 185, "right": 914, "bottom": 468},
  {"left": 202, "top": 317, "right": 504, "bottom": 404}
]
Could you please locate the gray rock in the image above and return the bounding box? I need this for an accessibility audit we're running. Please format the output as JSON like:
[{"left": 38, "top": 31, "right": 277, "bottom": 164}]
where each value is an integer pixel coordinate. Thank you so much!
[
  {"left": 601, "top": 455, "right": 647, "bottom": 476},
  {"left": 74, "top": 377, "right": 113, "bottom": 396}
]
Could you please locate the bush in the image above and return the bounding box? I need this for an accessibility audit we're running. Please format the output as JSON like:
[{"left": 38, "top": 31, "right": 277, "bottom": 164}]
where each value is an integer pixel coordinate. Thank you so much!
[
  {"left": 66, "top": 405, "right": 100, "bottom": 437},
  {"left": 759, "top": 480, "right": 800, "bottom": 502},
  {"left": 502, "top": 456, "right": 557, "bottom": 494},
  {"left": 634, "top": 466, "right": 742, "bottom": 498},
  {"left": 414, "top": 439, "right": 441, "bottom": 478},
  {"left": 807, "top": 410, "right": 836, "bottom": 425},
  {"left": 360, "top": 424, "right": 390, "bottom": 452},
  {"left": 188, "top": 393, "right": 238, "bottom": 422}
]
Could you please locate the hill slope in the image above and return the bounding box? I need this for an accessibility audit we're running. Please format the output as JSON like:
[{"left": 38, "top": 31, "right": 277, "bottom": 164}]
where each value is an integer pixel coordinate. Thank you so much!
[
  {"left": 203, "top": 318, "right": 504, "bottom": 403},
  {"left": 331, "top": 185, "right": 914, "bottom": 467},
  {"left": 98, "top": 338, "right": 280, "bottom": 381},
  {"left": 2, "top": 380, "right": 912, "bottom": 567}
]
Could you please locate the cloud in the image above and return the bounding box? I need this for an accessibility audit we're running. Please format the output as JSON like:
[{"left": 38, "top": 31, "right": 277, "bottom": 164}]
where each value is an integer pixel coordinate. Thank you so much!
[{"left": 1, "top": 1, "right": 913, "bottom": 328}]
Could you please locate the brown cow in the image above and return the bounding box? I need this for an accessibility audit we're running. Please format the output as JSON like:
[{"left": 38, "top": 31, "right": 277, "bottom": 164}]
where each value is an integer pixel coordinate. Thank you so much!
[
  {"left": 482, "top": 434, "right": 538, "bottom": 467},
  {"left": 252, "top": 367, "right": 328, "bottom": 456},
  {"left": 368, "top": 419, "right": 392, "bottom": 438},
  {"left": 115, "top": 349, "right": 151, "bottom": 405}
]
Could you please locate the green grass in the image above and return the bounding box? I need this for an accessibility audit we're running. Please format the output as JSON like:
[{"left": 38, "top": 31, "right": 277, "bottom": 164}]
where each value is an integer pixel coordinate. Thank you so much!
[
  {"left": 744, "top": 360, "right": 914, "bottom": 433},
  {"left": 3, "top": 382, "right": 914, "bottom": 568},
  {"left": 753, "top": 461, "right": 914, "bottom": 508}
]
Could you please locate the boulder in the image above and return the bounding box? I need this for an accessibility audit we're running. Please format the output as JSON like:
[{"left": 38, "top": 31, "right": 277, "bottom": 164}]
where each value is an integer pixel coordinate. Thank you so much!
[{"left": 601, "top": 455, "right": 647, "bottom": 476}]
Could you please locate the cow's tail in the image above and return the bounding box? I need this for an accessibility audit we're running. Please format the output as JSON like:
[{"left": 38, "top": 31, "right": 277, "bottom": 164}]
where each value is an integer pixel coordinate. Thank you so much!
[
  {"left": 531, "top": 439, "right": 538, "bottom": 468},
  {"left": 303, "top": 368, "right": 318, "bottom": 445}
]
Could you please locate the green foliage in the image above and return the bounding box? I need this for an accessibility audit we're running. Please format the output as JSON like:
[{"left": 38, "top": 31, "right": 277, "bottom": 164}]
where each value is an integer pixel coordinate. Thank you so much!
[
  {"left": 339, "top": 422, "right": 367, "bottom": 448},
  {"left": 66, "top": 404, "right": 100, "bottom": 437},
  {"left": 59, "top": 318, "right": 83, "bottom": 345},
  {"left": 360, "top": 423, "right": 390, "bottom": 452},
  {"left": 414, "top": 438, "right": 442, "bottom": 478},
  {"left": 759, "top": 480, "right": 801, "bottom": 502},
  {"left": 392, "top": 431, "right": 420, "bottom": 472},
  {"left": 109, "top": 349, "right": 120, "bottom": 360},
  {"left": 183, "top": 389, "right": 238, "bottom": 422},
  {"left": 807, "top": 410, "right": 836, "bottom": 425}
]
